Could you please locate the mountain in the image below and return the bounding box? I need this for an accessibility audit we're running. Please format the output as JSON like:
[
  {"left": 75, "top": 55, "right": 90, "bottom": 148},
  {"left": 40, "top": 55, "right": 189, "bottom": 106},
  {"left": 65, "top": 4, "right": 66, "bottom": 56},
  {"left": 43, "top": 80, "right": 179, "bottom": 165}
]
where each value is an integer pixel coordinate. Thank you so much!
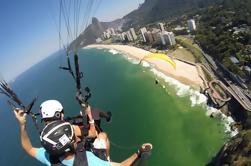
[
  {"left": 70, "top": 17, "right": 126, "bottom": 49},
  {"left": 123, "top": 0, "right": 219, "bottom": 26},
  {"left": 70, "top": 17, "right": 107, "bottom": 50},
  {"left": 71, "top": 0, "right": 220, "bottom": 49}
]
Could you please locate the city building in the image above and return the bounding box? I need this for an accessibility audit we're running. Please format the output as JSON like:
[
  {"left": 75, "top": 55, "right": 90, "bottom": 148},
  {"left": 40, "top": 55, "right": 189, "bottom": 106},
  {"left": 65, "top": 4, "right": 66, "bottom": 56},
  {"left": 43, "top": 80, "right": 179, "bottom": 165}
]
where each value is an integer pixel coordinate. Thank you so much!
[
  {"left": 103, "top": 31, "right": 111, "bottom": 39},
  {"left": 110, "top": 28, "right": 116, "bottom": 35},
  {"left": 144, "top": 31, "right": 154, "bottom": 43},
  {"left": 159, "top": 31, "right": 176, "bottom": 46},
  {"left": 159, "top": 33, "right": 166, "bottom": 45},
  {"left": 126, "top": 31, "right": 133, "bottom": 42},
  {"left": 106, "top": 29, "right": 112, "bottom": 35},
  {"left": 96, "top": 38, "right": 102, "bottom": 43},
  {"left": 167, "top": 32, "right": 176, "bottom": 45},
  {"left": 121, "top": 32, "right": 127, "bottom": 41},
  {"left": 230, "top": 56, "right": 239, "bottom": 64},
  {"left": 111, "top": 34, "right": 121, "bottom": 42},
  {"left": 244, "top": 66, "right": 251, "bottom": 75},
  {"left": 130, "top": 28, "right": 138, "bottom": 41},
  {"left": 151, "top": 28, "right": 161, "bottom": 42},
  {"left": 140, "top": 27, "right": 147, "bottom": 42},
  {"left": 158, "top": 23, "right": 165, "bottom": 31},
  {"left": 187, "top": 19, "right": 196, "bottom": 31},
  {"left": 117, "top": 33, "right": 124, "bottom": 41}
]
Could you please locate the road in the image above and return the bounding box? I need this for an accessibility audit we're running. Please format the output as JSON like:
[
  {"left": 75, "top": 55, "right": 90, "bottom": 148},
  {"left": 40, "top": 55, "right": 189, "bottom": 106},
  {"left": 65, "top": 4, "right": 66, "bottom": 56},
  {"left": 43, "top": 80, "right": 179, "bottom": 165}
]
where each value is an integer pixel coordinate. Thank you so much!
[{"left": 198, "top": 44, "right": 251, "bottom": 111}]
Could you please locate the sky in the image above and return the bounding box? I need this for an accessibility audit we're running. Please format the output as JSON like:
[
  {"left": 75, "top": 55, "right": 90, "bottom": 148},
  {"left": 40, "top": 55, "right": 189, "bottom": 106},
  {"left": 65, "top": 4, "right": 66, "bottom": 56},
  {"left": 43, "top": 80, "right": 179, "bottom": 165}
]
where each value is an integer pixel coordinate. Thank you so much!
[{"left": 0, "top": 0, "right": 144, "bottom": 81}]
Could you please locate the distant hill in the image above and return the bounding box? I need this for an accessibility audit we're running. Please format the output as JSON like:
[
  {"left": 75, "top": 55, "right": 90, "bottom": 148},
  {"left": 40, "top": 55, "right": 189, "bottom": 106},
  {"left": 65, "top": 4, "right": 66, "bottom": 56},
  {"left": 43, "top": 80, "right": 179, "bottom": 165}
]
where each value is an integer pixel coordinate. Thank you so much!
[
  {"left": 70, "top": 17, "right": 107, "bottom": 50},
  {"left": 123, "top": 0, "right": 219, "bottom": 26},
  {"left": 70, "top": 17, "right": 125, "bottom": 49},
  {"left": 71, "top": 0, "right": 220, "bottom": 49}
]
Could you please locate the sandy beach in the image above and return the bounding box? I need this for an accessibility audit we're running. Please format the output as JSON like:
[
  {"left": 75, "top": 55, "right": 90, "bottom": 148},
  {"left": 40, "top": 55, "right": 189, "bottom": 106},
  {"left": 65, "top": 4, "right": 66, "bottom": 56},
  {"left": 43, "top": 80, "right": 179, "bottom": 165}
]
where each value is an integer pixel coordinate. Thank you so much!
[{"left": 86, "top": 44, "right": 203, "bottom": 88}]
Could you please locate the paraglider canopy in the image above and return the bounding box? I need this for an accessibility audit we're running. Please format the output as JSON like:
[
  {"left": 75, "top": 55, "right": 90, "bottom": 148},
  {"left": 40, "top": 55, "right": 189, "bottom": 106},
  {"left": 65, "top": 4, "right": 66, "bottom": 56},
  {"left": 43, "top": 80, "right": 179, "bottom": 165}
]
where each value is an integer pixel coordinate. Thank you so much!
[{"left": 140, "top": 53, "right": 176, "bottom": 69}]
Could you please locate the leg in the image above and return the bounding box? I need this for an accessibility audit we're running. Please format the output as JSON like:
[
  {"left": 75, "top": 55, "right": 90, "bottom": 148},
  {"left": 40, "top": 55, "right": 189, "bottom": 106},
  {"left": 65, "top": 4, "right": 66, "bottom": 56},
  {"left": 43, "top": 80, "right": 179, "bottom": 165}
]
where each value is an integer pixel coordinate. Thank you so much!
[{"left": 96, "top": 132, "right": 110, "bottom": 159}]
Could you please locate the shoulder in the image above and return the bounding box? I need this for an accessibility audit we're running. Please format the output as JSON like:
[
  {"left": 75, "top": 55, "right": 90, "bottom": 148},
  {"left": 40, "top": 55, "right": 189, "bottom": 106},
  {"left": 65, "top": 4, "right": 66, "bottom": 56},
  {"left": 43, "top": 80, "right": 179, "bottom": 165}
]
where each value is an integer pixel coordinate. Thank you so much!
[
  {"left": 86, "top": 151, "right": 111, "bottom": 166},
  {"left": 34, "top": 147, "right": 51, "bottom": 166}
]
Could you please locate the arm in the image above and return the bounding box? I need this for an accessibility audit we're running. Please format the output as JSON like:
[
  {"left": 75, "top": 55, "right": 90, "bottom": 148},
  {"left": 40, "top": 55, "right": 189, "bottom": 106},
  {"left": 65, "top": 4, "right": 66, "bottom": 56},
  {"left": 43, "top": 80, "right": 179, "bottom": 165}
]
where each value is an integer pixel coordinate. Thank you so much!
[
  {"left": 109, "top": 153, "right": 138, "bottom": 166},
  {"left": 120, "top": 153, "right": 138, "bottom": 166},
  {"left": 73, "top": 105, "right": 97, "bottom": 139},
  {"left": 14, "top": 109, "right": 38, "bottom": 158},
  {"left": 81, "top": 104, "right": 97, "bottom": 137},
  {"left": 110, "top": 143, "right": 153, "bottom": 166}
]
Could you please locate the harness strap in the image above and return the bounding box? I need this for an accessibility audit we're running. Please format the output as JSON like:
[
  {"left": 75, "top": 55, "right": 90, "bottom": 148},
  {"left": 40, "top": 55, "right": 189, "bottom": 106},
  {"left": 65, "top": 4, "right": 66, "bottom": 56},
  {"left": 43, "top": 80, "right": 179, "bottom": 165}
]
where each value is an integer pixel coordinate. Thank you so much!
[
  {"left": 49, "top": 141, "right": 88, "bottom": 166},
  {"left": 73, "top": 142, "right": 88, "bottom": 166},
  {"left": 49, "top": 155, "right": 63, "bottom": 166}
]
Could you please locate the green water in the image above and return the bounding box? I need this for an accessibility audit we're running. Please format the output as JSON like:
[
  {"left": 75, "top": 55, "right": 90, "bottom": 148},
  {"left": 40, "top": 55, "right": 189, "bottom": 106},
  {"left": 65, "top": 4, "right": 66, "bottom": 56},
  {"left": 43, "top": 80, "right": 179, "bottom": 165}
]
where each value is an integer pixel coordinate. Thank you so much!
[{"left": 0, "top": 48, "right": 226, "bottom": 165}]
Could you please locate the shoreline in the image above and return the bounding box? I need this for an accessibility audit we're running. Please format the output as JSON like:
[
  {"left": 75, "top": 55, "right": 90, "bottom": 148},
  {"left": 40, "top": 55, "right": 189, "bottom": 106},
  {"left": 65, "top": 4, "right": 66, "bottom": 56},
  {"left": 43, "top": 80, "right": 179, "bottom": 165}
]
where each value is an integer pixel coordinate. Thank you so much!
[
  {"left": 84, "top": 44, "right": 238, "bottom": 137},
  {"left": 86, "top": 44, "right": 203, "bottom": 89}
]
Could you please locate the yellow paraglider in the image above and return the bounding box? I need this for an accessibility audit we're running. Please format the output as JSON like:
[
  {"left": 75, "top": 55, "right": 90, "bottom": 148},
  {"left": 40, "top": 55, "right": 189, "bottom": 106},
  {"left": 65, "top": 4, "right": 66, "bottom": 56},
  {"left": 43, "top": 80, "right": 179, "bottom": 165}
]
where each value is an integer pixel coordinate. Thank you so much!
[{"left": 140, "top": 53, "right": 176, "bottom": 69}]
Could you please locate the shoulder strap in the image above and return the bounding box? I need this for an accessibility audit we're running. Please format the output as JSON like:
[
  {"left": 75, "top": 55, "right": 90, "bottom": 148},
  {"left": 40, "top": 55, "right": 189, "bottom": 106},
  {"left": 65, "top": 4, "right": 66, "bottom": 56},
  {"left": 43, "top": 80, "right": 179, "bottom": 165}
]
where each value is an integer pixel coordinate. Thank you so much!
[
  {"left": 73, "top": 142, "right": 88, "bottom": 166},
  {"left": 49, "top": 155, "right": 63, "bottom": 166}
]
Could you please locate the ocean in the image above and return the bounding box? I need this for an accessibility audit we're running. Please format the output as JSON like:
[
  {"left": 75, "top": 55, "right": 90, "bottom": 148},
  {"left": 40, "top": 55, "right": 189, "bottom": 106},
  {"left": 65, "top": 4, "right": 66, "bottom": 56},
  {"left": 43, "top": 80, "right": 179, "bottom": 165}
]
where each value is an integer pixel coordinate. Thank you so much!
[{"left": 0, "top": 48, "right": 227, "bottom": 165}]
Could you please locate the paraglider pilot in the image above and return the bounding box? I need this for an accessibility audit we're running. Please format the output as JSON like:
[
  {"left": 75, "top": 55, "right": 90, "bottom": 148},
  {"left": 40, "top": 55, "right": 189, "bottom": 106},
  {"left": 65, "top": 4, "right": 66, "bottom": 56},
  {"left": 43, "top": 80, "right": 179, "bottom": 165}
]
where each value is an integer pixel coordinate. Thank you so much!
[{"left": 13, "top": 105, "right": 152, "bottom": 166}]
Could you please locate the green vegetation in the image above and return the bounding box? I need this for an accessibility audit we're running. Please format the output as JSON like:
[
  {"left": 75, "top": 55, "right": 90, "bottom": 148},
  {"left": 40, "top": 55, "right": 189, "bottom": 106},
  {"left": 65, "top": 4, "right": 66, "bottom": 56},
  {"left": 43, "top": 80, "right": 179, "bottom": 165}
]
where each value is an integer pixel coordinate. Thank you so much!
[
  {"left": 101, "top": 38, "right": 113, "bottom": 44},
  {"left": 170, "top": 48, "right": 196, "bottom": 63},
  {"left": 202, "top": 67, "right": 213, "bottom": 82},
  {"left": 194, "top": 0, "right": 251, "bottom": 84},
  {"left": 124, "top": 0, "right": 219, "bottom": 26},
  {"left": 176, "top": 36, "right": 206, "bottom": 63},
  {"left": 208, "top": 129, "right": 251, "bottom": 166}
]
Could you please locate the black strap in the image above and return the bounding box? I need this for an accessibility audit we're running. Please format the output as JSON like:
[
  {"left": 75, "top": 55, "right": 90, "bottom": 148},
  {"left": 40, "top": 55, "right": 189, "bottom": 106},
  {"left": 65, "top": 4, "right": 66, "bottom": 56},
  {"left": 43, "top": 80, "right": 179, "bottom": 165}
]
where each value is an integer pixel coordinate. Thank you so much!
[
  {"left": 80, "top": 126, "right": 89, "bottom": 137},
  {"left": 73, "top": 142, "right": 88, "bottom": 166},
  {"left": 49, "top": 141, "right": 88, "bottom": 166},
  {"left": 49, "top": 155, "right": 63, "bottom": 166}
]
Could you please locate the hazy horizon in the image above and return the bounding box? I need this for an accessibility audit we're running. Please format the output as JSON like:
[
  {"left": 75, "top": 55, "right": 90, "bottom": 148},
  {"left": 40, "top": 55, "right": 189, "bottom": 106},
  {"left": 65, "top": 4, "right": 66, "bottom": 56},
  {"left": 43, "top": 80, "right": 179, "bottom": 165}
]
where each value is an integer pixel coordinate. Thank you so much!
[{"left": 0, "top": 0, "right": 144, "bottom": 81}]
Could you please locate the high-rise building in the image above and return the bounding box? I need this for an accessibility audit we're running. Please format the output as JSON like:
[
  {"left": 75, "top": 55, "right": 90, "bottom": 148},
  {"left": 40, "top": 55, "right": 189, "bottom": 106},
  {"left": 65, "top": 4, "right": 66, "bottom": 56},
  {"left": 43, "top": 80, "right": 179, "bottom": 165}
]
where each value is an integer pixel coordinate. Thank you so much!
[
  {"left": 156, "top": 31, "right": 176, "bottom": 46},
  {"left": 121, "top": 32, "right": 127, "bottom": 41},
  {"left": 106, "top": 29, "right": 112, "bottom": 35},
  {"left": 103, "top": 31, "right": 111, "bottom": 39},
  {"left": 162, "top": 31, "right": 176, "bottom": 46},
  {"left": 151, "top": 28, "right": 161, "bottom": 41},
  {"left": 159, "top": 33, "right": 166, "bottom": 45},
  {"left": 126, "top": 31, "right": 133, "bottom": 41},
  {"left": 159, "top": 23, "right": 165, "bottom": 31},
  {"left": 118, "top": 33, "right": 124, "bottom": 41},
  {"left": 110, "top": 28, "right": 116, "bottom": 35},
  {"left": 144, "top": 31, "right": 154, "bottom": 43},
  {"left": 96, "top": 38, "right": 102, "bottom": 43},
  {"left": 111, "top": 34, "right": 121, "bottom": 42},
  {"left": 140, "top": 27, "right": 147, "bottom": 42},
  {"left": 187, "top": 19, "right": 196, "bottom": 31},
  {"left": 130, "top": 28, "right": 138, "bottom": 40}
]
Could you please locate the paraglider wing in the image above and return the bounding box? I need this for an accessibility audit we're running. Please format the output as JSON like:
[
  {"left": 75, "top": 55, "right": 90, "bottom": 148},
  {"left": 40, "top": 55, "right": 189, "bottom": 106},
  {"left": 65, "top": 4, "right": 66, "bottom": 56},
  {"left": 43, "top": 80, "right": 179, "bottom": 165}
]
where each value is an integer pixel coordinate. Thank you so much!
[{"left": 141, "top": 53, "right": 176, "bottom": 69}]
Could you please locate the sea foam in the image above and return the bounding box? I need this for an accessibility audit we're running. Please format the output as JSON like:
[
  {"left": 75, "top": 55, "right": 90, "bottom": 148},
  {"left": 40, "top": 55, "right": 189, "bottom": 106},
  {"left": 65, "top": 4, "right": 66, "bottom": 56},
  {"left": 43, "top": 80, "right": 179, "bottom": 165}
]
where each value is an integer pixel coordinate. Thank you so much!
[
  {"left": 89, "top": 47, "right": 238, "bottom": 137},
  {"left": 108, "top": 49, "right": 119, "bottom": 55},
  {"left": 148, "top": 66, "right": 238, "bottom": 137}
]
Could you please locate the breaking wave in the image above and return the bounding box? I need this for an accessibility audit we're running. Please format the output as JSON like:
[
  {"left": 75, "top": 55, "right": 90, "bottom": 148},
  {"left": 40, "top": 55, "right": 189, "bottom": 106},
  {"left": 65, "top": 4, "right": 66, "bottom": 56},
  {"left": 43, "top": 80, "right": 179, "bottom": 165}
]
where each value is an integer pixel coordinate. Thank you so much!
[
  {"left": 108, "top": 49, "right": 119, "bottom": 55},
  {"left": 149, "top": 67, "right": 238, "bottom": 137},
  {"left": 91, "top": 47, "right": 238, "bottom": 137}
]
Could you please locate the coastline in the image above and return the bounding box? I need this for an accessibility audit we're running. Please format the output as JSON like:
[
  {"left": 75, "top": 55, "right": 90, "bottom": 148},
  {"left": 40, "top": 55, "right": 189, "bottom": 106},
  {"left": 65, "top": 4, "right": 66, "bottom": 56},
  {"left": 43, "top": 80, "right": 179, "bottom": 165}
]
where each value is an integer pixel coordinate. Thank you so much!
[
  {"left": 84, "top": 44, "right": 238, "bottom": 137},
  {"left": 86, "top": 44, "right": 203, "bottom": 89}
]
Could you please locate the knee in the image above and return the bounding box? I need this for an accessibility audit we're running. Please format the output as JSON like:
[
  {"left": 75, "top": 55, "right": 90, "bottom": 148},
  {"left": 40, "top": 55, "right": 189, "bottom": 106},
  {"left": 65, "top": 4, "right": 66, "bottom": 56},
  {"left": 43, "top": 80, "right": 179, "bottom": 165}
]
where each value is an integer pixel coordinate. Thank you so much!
[{"left": 98, "top": 132, "right": 108, "bottom": 140}]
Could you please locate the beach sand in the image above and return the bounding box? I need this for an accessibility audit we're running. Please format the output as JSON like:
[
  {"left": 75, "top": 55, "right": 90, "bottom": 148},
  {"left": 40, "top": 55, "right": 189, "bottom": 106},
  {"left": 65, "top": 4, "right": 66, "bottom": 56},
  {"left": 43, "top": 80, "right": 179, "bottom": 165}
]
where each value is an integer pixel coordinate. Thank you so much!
[{"left": 86, "top": 44, "right": 203, "bottom": 88}]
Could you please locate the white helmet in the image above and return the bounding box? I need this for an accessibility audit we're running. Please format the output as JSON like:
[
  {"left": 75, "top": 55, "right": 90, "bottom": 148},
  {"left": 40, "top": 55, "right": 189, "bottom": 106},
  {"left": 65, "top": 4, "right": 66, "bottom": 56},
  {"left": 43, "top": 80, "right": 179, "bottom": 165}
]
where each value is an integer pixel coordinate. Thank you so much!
[{"left": 40, "top": 100, "right": 63, "bottom": 119}]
